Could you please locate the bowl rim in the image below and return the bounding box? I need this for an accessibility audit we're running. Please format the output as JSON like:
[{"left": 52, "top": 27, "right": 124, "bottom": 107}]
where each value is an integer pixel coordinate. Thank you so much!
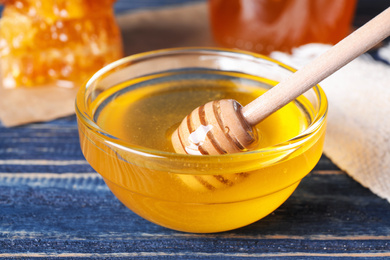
[{"left": 75, "top": 47, "right": 328, "bottom": 160}]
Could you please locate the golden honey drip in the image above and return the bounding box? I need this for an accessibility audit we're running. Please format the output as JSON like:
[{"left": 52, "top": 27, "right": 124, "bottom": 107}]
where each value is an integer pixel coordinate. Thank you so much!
[{"left": 0, "top": 0, "right": 123, "bottom": 88}]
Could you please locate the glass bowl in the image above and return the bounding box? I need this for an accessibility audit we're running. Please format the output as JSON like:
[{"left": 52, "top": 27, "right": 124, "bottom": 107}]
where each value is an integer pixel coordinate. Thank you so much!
[{"left": 75, "top": 47, "right": 327, "bottom": 233}]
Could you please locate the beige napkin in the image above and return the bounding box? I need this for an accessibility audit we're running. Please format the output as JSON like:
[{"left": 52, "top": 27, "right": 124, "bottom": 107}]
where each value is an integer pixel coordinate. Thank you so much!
[
  {"left": 0, "top": 3, "right": 212, "bottom": 127},
  {"left": 271, "top": 43, "right": 390, "bottom": 203}
]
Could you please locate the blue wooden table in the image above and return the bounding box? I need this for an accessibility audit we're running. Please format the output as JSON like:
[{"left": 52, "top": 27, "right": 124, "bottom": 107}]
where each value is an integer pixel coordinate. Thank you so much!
[{"left": 1, "top": 1, "right": 390, "bottom": 259}]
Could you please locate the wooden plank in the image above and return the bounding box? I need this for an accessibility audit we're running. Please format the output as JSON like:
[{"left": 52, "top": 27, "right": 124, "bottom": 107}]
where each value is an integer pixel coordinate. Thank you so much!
[{"left": 0, "top": 169, "right": 388, "bottom": 255}]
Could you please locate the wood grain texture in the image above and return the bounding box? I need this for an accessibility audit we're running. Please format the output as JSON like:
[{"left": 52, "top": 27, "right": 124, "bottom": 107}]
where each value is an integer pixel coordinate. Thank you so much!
[
  {"left": 1, "top": 117, "right": 390, "bottom": 258},
  {"left": 0, "top": 163, "right": 389, "bottom": 257},
  {"left": 0, "top": 1, "right": 389, "bottom": 258}
]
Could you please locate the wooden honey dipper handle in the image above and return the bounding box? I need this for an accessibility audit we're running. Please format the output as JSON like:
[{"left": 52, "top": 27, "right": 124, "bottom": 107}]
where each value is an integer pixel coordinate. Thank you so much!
[
  {"left": 172, "top": 7, "right": 390, "bottom": 155},
  {"left": 242, "top": 6, "right": 390, "bottom": 126}
]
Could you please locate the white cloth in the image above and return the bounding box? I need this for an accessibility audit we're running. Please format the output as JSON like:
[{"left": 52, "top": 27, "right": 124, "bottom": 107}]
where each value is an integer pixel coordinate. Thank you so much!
[{"left": 270, "top": 43, "right": 390, "bottom": 203}]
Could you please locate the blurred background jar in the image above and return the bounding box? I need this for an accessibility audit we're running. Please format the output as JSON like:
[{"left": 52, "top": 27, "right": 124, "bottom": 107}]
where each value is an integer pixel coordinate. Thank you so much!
[{"left": 209, "top": 0, "right": 357, "bottom": 55}]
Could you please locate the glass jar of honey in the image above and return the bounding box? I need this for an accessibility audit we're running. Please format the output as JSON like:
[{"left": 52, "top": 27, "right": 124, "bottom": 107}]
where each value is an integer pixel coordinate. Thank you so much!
[
  {"left": 0, "top": 0, "right": 123, "bottom": 88},
  {"left": 209, "top": 0, "right": 357, "bottom": 55}
]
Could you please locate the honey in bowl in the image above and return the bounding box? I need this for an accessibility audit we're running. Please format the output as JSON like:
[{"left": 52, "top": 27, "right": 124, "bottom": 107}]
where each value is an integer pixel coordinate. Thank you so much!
[
  {"left": 76, "top": 48, "right": 327, "bottom": 233},
  {"left": 96, "top": 72, "right": 309, "bottom": 191},
  {"left": 0, "top": 0, "right": 123, "bottom": 88}
]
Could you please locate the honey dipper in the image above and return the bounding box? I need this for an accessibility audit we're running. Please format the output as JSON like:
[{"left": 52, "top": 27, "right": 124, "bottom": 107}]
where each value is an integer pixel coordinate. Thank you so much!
[{"left": 172, "top": 7, "right": 390, "bottom": 155}]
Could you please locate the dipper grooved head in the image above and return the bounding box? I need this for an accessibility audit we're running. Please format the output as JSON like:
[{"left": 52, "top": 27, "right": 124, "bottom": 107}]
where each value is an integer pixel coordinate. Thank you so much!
[{"left": 171, "top": 99, "right": 257, "bottom": 155}]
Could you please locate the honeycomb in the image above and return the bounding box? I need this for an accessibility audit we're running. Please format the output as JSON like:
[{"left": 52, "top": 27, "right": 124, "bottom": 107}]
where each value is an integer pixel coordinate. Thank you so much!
[{"left": 0, "top": 0, "right": 123, "bottom": 88}]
